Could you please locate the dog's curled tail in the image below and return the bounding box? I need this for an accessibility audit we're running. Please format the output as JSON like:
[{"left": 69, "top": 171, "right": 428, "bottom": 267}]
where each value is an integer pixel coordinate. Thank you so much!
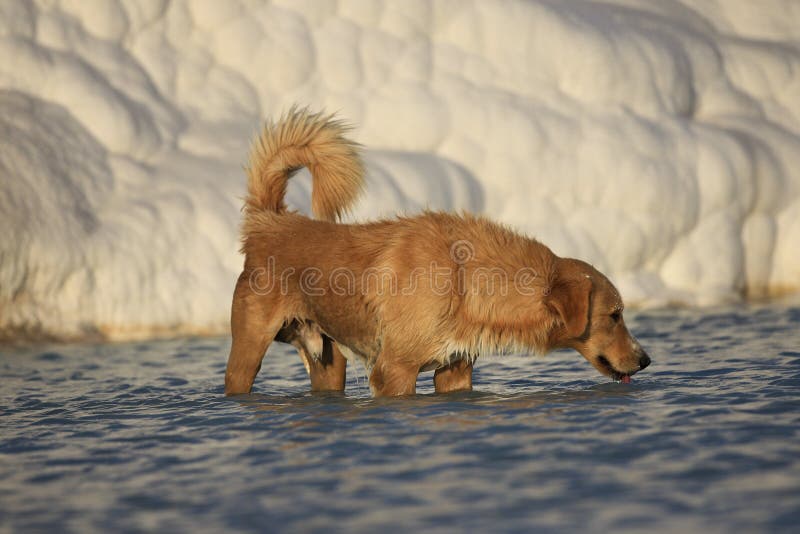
[{"left": 244, "top": 107, "right": 364, "bottom": 222}]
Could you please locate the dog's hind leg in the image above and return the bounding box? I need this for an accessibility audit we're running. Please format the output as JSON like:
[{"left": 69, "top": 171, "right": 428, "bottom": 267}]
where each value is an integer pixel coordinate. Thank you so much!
[
  {"left": 284, "top": 323, "right": 347, "bottom": 392},
  {"left": 434, "top": 359, "right": 473, "bottom": 393},
  {"left": 224, "top": 275, "right": 283, "bottom": 395},
  {"left": 306, "top": 337, "right": 347, "bottom": 392}
]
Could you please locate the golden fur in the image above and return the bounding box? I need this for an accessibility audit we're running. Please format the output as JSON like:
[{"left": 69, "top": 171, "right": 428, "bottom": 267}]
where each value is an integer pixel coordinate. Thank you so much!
[{"left": 225, "top": 108, "right": 651, "bottom": 396}]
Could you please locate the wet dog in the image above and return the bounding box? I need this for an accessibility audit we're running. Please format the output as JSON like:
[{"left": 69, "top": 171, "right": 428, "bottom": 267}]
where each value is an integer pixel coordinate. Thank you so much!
[{"left": 224, "top": 108, "right": 650, "bottom": 396}]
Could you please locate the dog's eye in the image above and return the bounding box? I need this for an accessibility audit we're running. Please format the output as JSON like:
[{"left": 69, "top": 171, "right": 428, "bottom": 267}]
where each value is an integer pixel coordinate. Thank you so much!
[{"left": 610, "top": 311, "right": 622, "bottom": 323}]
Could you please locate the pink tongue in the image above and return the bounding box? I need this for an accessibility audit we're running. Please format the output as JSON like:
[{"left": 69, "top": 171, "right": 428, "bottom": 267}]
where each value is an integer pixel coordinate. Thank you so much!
[{"left": 620, "top": 375, "right": 632, "bottom": 384}]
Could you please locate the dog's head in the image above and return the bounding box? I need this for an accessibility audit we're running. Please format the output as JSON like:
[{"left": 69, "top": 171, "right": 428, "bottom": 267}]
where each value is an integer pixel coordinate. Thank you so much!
[{"left": 546, "top": 258, "right": 650, "bottom": 381}]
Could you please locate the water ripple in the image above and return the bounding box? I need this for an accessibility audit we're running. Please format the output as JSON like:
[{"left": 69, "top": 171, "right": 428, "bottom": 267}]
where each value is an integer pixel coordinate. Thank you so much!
[{"left": 1, "top": 303, "right": 800, "bottom": 532}]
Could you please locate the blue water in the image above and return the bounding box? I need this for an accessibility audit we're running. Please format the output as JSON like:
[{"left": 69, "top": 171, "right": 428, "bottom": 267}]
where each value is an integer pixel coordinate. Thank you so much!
[{"left": 2, "top": 304, "right": 800, "bottom": 532}]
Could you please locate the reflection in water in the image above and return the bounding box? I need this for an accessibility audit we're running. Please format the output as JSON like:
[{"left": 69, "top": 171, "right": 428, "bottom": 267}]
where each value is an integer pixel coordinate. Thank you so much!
[{"left": 1, "top": 303, "right": 800, "bottom": 531}]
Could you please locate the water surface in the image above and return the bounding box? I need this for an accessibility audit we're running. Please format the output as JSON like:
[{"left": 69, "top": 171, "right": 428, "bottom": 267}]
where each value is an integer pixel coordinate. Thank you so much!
[{"left": 2, "top": 304, "right": 799, "bottom": 532}]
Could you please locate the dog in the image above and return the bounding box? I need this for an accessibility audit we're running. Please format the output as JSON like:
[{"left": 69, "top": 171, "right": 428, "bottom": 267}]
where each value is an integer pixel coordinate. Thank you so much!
[{"left": 224, "top": 108, "right": 651, "bottom": 397}]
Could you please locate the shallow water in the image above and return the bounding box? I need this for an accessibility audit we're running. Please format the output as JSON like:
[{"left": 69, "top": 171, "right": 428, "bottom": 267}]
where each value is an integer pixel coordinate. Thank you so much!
[{"left": 2, "top": 304, "right": 799, "bottom": 533}]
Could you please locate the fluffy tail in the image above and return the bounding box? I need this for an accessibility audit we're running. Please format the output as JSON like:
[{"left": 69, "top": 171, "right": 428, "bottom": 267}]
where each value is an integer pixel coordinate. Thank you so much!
[{"left": 244, "top": 107, "right": 364, "bottom": 221}]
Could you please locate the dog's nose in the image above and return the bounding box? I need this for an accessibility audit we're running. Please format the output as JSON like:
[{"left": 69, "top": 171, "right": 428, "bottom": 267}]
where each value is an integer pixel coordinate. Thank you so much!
[{"left": 639, "top": 351, "right": 651, "bottom": 370}]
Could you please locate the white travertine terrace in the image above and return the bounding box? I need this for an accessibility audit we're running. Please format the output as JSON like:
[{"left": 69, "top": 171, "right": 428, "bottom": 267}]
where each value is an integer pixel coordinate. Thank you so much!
[{"left": 1, "top": 0, "right": 798, "bottom": 340}]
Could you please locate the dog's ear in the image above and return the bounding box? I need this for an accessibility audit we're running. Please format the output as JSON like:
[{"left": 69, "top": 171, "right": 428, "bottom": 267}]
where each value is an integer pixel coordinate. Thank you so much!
[{"left": 546, "top": 274, "right": 592, "bottom": 341}]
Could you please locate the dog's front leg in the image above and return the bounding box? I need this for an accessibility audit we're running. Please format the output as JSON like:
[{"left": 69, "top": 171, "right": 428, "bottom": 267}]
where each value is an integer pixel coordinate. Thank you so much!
[
  {"left": 369, "top": 355, "right": 418, "bottom": 397},
  {"left": 434, "top": 359, "right": 473, "bottom": 393}
]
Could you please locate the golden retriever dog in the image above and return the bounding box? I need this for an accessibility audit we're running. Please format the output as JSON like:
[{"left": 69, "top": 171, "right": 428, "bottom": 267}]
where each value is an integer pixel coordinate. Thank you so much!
[{"left": 224, "top": 108, "right": 651, "bottom": 397}]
